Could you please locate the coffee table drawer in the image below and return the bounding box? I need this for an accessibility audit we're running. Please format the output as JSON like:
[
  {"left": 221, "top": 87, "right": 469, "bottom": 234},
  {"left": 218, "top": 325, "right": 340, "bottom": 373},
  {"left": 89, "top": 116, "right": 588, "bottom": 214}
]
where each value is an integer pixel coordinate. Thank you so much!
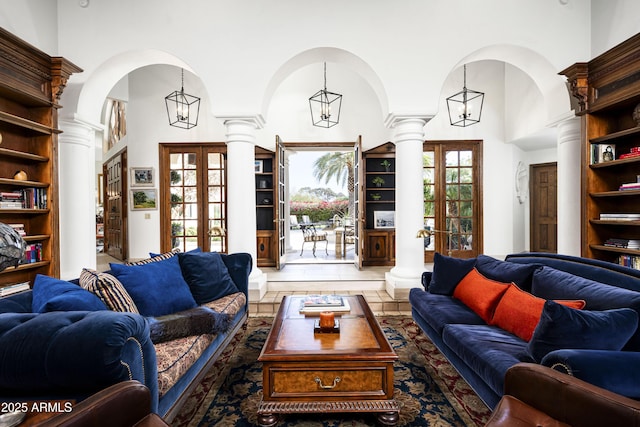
[{"left": 267, "top": 366, "right": 391, "bottom": 398}]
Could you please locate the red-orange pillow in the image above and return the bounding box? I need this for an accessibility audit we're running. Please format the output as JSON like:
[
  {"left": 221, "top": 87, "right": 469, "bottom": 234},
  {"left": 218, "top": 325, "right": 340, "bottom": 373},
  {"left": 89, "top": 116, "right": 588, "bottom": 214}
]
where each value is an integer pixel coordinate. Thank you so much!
[
  {"left": 491, "top": 284, "right": 586, "bottom": 342},
  {"left": 453, "top": 268, "right": 511, "bottom": 323}
]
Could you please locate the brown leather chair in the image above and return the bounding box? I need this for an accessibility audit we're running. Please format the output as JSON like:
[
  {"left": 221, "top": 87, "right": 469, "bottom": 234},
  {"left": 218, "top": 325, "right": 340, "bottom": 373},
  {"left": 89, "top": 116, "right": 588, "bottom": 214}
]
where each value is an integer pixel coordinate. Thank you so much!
[
  {"left": 39, "top": 381, "right": 169, "bottom": 427},
  {"left": 485, "top": 363, "right": 640, "bottom": 427}
]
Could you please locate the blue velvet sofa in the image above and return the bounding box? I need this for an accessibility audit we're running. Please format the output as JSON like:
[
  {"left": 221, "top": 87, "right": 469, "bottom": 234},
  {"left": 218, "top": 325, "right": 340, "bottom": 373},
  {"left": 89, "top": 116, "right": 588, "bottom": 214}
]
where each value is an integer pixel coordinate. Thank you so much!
[
  {"left": 410, "top": 252, "right": 640, "bottom": 409},
  {"left": 0, "top": 250, "right": 251, "bottom": 423}
]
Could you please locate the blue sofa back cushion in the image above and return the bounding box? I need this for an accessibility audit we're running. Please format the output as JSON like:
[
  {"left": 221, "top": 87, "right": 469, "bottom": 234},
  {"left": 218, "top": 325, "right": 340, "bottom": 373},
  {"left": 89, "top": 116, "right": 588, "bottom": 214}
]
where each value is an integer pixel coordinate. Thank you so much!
[
  {"left": 428, "top": 252, "right": 477, "bottom": 295},
  {"left": 110, "top": 257, "right": 197, "bottom": 317},
  {"left": 32, "top": 274, "right": 107, "bottom": 313},
  {"left": 476, "top": 255, "right": 541, "bottom": 292},
  {"left": 531, "top": 266, "right": 640, "bottom": 351},
  {"left": 526, "top": 300, "right": 639, "bottom": 363},
  {"left": 177, "top": 251, "right": 239, "bottom": 304}
]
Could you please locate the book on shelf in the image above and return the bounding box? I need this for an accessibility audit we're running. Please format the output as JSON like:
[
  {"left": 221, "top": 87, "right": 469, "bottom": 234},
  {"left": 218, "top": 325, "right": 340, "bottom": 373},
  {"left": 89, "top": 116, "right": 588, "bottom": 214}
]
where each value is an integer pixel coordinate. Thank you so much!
[
  {"left": 599, "top": 213, "right": 640, "bottom": 220},
  {"left": 0, "top": 282, "right": 30, "bottom": 297},
  {"left": 617, "top": 254, "right": 640, "bottom": 270},
  {"left": 0, "top": 188, "right": 47, "bottom": 209},
  {"left": 299, "top": 295, "right": 351, "bottom": 313},
  {"left": 619, "top": 183, "right": 640, "bottom": 191},
  {"left": 8, "top": 223, "right": 25, "bottom": 236},
  {"left": 603, "top": 238, "right": 640, "bottom": 249}
]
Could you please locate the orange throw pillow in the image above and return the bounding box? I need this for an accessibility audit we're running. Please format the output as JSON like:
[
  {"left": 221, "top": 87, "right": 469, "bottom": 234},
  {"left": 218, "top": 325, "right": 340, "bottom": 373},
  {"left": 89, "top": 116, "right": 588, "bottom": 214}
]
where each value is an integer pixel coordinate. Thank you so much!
[
  {"left": 491, "top": 284, "right": 586, "bottom": 342},
  {"left": 453, "top": 268, "right": 511, "bottom": 323}
]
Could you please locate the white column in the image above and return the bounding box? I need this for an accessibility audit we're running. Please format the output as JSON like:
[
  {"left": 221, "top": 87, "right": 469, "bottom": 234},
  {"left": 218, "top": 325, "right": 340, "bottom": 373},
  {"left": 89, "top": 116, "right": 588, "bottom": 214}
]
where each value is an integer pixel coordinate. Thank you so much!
[
  {"left": 557, "top": 116, "right": 581, "bottom": 256},
  {"left": 58, "top": 118, "right": 101, "bottom": 279},
  {"left": 384, "top": 115, "right": 429, "bottom": 299},
  {"left": 223, "top": 116, "right": 267, "bottom": 300}
]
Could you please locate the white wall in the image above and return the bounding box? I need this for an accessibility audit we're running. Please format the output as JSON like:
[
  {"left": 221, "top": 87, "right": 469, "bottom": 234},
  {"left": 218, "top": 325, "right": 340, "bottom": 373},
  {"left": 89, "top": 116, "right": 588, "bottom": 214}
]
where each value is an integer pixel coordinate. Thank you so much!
[{"left": 591, "top": 0, "right": 640, "bottom": 57}]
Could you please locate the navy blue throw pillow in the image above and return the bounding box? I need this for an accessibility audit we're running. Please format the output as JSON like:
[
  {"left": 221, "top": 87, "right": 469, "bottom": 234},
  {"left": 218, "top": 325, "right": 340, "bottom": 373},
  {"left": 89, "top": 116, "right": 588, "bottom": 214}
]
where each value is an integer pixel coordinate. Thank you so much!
[
  {"left": 178, "top": 251, "right": 239, "bottom": 304},
  {"left": 526, "top": 300, "right": 639, "bottom": 363},
  {"left": 32, "top": 274, "right": 107, "bottom": 313},
  {"left": 428, "top": 252, "right": 477, "bottom": 295},
  {"left": 110, "top": 256, "right": 197, "bottom": 317},
  {"left": 476, "top": 255, "right": 541, "bottom": 292}
]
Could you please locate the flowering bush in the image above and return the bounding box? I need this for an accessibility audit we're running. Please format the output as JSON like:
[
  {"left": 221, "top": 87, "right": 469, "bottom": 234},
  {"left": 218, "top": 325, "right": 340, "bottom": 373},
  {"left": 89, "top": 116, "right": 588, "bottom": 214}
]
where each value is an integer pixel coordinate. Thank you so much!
[{"left": 290, "top": 200, "right": 349, "bottom": 223}]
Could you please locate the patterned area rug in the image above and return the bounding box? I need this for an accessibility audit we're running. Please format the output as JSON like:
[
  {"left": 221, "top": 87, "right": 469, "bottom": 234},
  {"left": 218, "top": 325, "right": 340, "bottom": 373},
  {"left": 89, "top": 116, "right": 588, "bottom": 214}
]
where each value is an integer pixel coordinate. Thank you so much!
[{"left": 173, "top": 317, "right": 491, "bottom": 426}]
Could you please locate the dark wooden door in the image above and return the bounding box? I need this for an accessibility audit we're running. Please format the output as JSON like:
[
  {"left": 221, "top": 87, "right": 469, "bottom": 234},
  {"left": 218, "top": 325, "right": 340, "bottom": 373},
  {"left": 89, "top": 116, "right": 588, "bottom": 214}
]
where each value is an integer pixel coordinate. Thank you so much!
[
  {"left": 530, "top": 162, "right": 557, "bottom": 253},
  {"left": 104, "top": 150, "right": 127, "bottom": 260}
]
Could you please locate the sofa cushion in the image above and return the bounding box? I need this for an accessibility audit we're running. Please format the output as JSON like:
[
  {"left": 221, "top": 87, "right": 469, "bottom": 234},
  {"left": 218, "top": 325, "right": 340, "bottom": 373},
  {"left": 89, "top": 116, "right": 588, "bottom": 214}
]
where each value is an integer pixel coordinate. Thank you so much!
[
  {"left": 526, "top": 300, "right": 639, "bottom": 363},
  {"left": 476, "top": 255, "right": 541, "bottom": 292},
  {"left": 531, "top": 266, "right": 640, "bottom": 351},
  {"left": 491, "top": 284, "right": 585, "bottom": 342},
  {"left": 177, "top": 251, "right": 239, "bottom": 304},
  {"left": 79, "top": 268, "right": 139, "bottom": 313},
  {"left": 32, "top": 275, "right": 107, "bottom": 313},
  {"left": 453, "top": 268, "right": 511, "bottom": 322},
  {"left": 428, "top": 252, "right": 477, "bottom": 295},
  {"left": 409, "top": 288, "right": 486, "bottom": 335},
  {"left": 442, "top": 324, "right": 526, "bottom": 396},
  {"left": 110, "top": 257, "right": 197, "bottom": 317}
]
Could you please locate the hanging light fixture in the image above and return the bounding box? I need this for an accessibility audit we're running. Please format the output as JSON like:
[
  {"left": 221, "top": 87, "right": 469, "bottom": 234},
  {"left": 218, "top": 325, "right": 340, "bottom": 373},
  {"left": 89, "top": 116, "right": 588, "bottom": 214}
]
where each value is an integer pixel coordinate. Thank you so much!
[
  {"left": 446, "top": 64, "right": 484, "bottom": 127},
  {"left": 165, "top": 68, "right": 200, "bottom": 129},
  {"left": 309, "top": 62, "right": 342, "bottom": 128}
]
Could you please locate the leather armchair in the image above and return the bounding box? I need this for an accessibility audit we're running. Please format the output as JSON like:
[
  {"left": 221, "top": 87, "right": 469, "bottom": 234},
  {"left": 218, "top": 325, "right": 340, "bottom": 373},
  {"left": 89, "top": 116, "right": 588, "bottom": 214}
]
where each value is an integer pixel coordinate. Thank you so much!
[
  {"left": 39, "top": 380, "right": 169, "bottom": 427},
  {"left": 485, "top": 363, "right": 640, "bottom": 427}
]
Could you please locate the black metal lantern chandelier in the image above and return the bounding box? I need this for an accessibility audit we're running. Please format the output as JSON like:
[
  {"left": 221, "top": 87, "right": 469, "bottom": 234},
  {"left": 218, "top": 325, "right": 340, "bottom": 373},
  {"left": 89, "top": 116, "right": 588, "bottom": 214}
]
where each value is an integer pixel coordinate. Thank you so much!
[
  {"left": 165, "top": 68, "right": 200, "bottom": 129},
  {"left": 446, "top": 64, "right": 484, "bottom": 127},
  {"left": 309, "top": 62, "right": 342, "bottom": 128}
]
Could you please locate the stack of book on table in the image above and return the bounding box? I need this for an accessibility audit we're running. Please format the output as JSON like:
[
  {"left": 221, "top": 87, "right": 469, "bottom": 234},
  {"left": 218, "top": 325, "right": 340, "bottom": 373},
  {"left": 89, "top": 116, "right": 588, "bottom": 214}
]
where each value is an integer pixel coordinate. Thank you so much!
[{"left": 299, "top": 295, "right": 351, "bottom": 314}]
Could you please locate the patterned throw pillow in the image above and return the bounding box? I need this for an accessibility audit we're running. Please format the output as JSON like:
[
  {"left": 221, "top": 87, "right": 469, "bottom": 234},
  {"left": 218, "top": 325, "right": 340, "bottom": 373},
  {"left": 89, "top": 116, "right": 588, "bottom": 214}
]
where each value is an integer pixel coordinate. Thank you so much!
[
  {"left": 125, "top": 249, "right": 181, "bottom": 266},
  {"left": 79, "top": 268, "right": 139, "bottom": 313}
]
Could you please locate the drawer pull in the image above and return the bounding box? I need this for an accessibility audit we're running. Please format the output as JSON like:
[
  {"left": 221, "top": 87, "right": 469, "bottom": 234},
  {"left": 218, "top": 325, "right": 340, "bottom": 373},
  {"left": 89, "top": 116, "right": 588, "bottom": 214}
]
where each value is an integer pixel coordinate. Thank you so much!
[{"left": 314, "top": 376, "right": 341, "bottom": 389}]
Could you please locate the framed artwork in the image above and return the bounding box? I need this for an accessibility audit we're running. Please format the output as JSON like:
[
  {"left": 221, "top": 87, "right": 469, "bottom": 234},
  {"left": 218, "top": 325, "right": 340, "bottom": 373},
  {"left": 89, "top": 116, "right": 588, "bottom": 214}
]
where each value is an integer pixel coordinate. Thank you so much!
[
  {"left": 96, "top": 223, "right": 104, "bottom": 236},
  {"left": 254, "top": 160, "right": 263, "bottom": 173},
  {"left": 374, "top": 211, "right": 395, "bottom": 229},
  {"left": 130, "top": 167, "right": 154, "bottom": 186},
  {"left": 131, "top": 189, "right": 157, "bottom": 210}
]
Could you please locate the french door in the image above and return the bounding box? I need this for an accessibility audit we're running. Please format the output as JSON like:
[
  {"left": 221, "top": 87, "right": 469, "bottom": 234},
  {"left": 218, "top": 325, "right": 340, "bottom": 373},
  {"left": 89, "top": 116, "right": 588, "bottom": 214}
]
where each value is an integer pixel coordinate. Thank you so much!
[
  {"left": 159, "top": 143, "right": 227, "bottom": 253},
  {"left": 423, "top": 140, "right": 483, "bottom": 262}
]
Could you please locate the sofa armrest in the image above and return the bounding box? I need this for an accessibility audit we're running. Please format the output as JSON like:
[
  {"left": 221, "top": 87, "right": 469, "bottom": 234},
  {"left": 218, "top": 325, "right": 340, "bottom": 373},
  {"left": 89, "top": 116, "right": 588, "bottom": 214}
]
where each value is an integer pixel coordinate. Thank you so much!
[
  {"left": 421, "top": 271, "right": 432, "bottom": 291},
  {"left": 501, "top": 363, "right": 640, "bottom": 427},
  {"left": 220, "top": 252, "right": 252, "bottom": 298},
  {"left": 40, "top": 381, "right": 169, "bottom": 427},
  {"left": 541, "top": 349, "right": 640, "bottom": 399},
  {"left": 0, "top": 311, "right": 158, "bottom": 411}
]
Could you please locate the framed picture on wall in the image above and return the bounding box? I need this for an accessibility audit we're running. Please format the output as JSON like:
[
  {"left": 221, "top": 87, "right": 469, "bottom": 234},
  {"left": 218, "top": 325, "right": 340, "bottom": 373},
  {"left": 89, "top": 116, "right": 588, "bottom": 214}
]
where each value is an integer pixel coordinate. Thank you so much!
[
  {"left": 131, "top": 189, "right": 157, "bottom": 210},
  {"left": 374, "top": 211, "right": 395, "bottom": 229},
  {"left": 130, "top": 167, "right": 154, "bottom": 186}
]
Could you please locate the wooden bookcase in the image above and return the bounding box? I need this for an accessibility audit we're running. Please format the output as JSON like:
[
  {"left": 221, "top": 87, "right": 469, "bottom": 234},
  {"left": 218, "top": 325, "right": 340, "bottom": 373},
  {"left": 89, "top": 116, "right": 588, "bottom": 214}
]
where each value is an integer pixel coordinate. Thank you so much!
[
  {"left": 362, "top": 142, "right": 395, "bottom": 266},
  {"left": 0, "top": 28, "right": 81, "bottom": 290},
  {"left": 561, "top": 33, "right": 640, "bottom": 268},
  {"left": 255, "top": 147, "right": 277, "bottom": 267}
]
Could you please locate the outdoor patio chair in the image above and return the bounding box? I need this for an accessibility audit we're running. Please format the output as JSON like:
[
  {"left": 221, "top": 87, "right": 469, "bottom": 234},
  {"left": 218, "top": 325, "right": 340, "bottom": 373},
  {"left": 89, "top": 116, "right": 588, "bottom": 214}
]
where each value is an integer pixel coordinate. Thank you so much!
[
  {"left": 290, "top": 215, "right": 300, "bottom": 229},
  {"left": 300, "top": 224, "right": 328, "bottom": 257},
  {"left": 302, "top": 215, "right": 312, "bottom": 225}
]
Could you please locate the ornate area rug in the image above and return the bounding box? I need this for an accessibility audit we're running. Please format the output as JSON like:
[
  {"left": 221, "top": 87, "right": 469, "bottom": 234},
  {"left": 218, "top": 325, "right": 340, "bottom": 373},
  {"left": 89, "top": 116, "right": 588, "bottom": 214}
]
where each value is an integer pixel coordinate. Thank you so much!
[{"left": 173, "top": 317, "right": 491, "bottom": 426}]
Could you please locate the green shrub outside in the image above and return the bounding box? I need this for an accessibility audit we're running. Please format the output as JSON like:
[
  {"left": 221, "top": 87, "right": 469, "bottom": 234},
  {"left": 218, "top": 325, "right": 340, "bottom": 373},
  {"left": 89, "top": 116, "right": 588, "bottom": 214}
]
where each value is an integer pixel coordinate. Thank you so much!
[{"left": 290, "top": 200, "right": 349, "bottom": 223}]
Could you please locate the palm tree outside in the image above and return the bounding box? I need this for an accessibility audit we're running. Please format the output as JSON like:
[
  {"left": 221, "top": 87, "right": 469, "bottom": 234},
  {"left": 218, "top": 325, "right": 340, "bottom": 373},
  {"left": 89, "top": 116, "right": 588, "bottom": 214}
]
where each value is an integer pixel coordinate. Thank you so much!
[{"left": 313, "top": 151, "right": 355, "bottom": 218}]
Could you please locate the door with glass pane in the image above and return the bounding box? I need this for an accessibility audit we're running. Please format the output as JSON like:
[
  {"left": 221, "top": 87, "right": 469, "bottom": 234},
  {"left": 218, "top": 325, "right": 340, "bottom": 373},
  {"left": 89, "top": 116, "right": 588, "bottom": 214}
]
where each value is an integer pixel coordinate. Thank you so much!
[
  {"left": 422, "top": 141, "right": 482, "bottom": 262},
  {"left": 159, "top": 143, "right": 227, "bottom": 253}
]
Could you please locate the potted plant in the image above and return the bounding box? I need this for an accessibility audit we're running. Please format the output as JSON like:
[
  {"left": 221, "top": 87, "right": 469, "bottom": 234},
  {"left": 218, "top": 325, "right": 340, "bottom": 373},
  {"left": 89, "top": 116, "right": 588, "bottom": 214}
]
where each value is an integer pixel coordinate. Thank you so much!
[
  {"left": 370, "top": 193, "right": 382, "bottom": 200},
  {"left": 381, "top": 159, "right": 391, "bottom": 172},
  {"left": 372, "top": 176, "right": 385, "bottom": 187}
]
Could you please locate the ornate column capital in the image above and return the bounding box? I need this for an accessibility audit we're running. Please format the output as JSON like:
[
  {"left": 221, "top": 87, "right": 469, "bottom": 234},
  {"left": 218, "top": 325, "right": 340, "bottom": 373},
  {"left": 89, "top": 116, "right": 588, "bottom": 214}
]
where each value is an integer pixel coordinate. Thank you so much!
[{"left": 383, "top": 113, "right": 432, "bottom": 130}]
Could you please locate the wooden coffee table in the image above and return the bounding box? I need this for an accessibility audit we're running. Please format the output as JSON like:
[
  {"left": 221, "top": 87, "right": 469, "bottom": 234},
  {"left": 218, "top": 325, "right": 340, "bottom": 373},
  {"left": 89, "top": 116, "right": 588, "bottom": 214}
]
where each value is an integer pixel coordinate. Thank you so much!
[{"left": 257, "top": 294, "right": 399, "bottom": 426}]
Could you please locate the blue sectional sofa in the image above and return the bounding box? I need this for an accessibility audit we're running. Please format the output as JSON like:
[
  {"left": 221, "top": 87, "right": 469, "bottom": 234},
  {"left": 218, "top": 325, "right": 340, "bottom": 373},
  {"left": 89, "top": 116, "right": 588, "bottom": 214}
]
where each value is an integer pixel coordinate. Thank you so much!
[
  {"left": 0, "top": 250, "right": 251, "bottom": 423},
  {"left": 410, "top": 252, "right": 640, "bottom": 409}
]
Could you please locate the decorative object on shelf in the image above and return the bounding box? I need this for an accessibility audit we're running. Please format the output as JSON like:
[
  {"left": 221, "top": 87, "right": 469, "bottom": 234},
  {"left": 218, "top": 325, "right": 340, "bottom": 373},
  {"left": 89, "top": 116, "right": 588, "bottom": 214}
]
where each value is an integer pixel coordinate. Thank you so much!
[
  {"left": 381, "top": 159, "right": 391, "bottom": 172},
  {"left": 12, "top": 170, "right": 27, "bottom": 181},
  {"left": 0, "top": 222, "right": 26, "bottom": 271},
  {"left": 254, "top": 160, "right": 263, "bottom": 173},
  {"left": 374, "top": 211, "right": 395, "bottom": 229},
  {"left": 0, "top": 131, "right": 3, "bottom": 144},
  {"left": 372, "top": 176, "right": 385, "bottom": 187},
  {"left": 130, "top": 167, "right": 154, "bottom": 187},
  {"left": 634, "top": 103, "right": 640, "bottom": 126},
  {"left": 208, "top": 226, "right": 226, "bottom": 237},
  {"left": 309, "top": 62, "right": 342, "bottom": 128},
  {"left": 370, "top": 193, "right": 382, "bottom": 200},
  {"left": 416, "top": 228, "right": 452, "bottom": 256},
  {"left": 446, "top": 64, "right": 484, "bottom": 127},
  {"left": 165, "top": 68, "right": 200, "bottom": 129},
  {"left": 258, "top": 179, "right": 268, "bottom": 189},
  {"left": 261, "top": 198, "right": 272, "bottom": 205}
]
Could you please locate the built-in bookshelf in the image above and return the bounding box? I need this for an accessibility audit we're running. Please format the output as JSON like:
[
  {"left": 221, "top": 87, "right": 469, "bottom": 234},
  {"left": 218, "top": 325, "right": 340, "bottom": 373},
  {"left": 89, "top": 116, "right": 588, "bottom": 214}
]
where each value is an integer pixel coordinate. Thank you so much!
[
  {"left": 255, "top": 147, "right": 277, "bottom": 267},
  {"left": 561, "top": 33, "right": 640, "bottom": 268},
  {"left": 0, "top": 27, "right": 81, "bottom": 290}
]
